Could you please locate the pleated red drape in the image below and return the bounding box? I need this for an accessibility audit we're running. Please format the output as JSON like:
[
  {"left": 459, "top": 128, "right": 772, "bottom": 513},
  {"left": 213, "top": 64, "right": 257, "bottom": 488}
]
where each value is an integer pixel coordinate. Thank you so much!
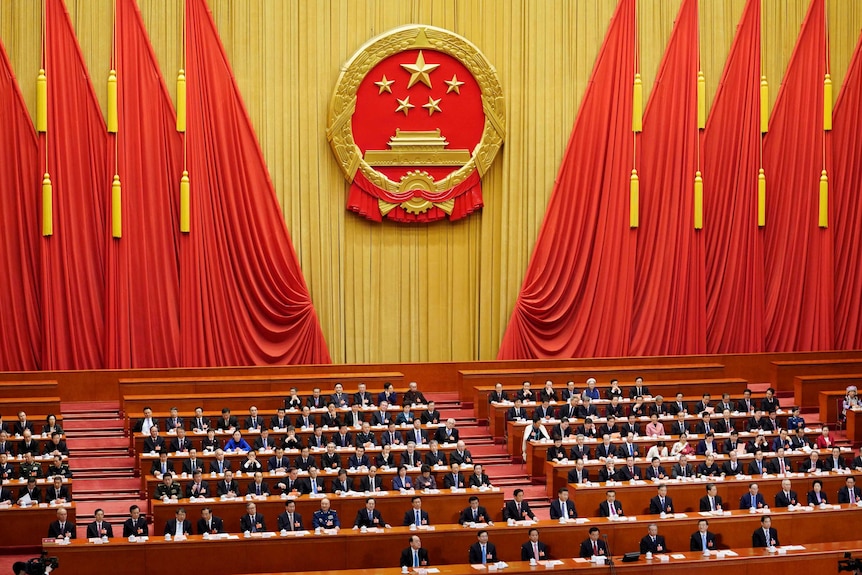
[
  {"left": 832, "top": 31, "right": 862, "bottom": 349},
  {"left": 630, "top": 0, "right": 706, "bottom": 355},
  {"left": 762, "top": 0, "right": 833, "bottom": 351},
  {"left": 182, "top": 0, "right": 330, "bottom": 365},
  {"left": 103, "top": 0, "right": 183, "bottom": 368},
  {"left": 497, "top": 0, "right": 636, "bottom": 359},
  {"left": 702, "top": 0, "right": 765, "bottom": 353},
  {"left": 40, "top": 0, "right": 109, "bottom": 370},
  {"left": 0, "top": 40, "right": 41, "bottom": 371}
]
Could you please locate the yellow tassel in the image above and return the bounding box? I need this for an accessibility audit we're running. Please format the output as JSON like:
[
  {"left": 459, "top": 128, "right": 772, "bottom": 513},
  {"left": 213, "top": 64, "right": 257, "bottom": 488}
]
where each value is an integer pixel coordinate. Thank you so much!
[
  {"left": 176, "top": 69, "right": 186, "bottom": 133},
  {"left": 180, "top": 170, "right": 190, "bottom": 233},
  {"left": 632, "top": 73, "right": 643, "bottom": 133},
  {"left": 757, "top": 168, "right": 766, "bottom": 227},
  {"left": 112, "top": 174, "right": 122, "bottom": 238},
  {"left": 819, "top": 169, "right": 828, "bottom": 228},
  {"left": 630, "top": 169, "right": 639, "bottom": 228},
  {"left": 36, "top": 69, "right": 48, "bottom": 132},
  {"left": 760, "top": 75, "right": 769, "bottom": 133},
  {"left": 694, "top": 171, "right": 703, "bottom": 229},
  {"left": 697, "top": 71, "right": 706, "bottom": 129},
  {"left": 42, "top": 173, "right": 53, "bottom": 236},
  {"left": 823, "top": 74, "right": 833, "bottom": 131},
  {"left": 107, "top": 70, "right": 118, "bottom": 133}
]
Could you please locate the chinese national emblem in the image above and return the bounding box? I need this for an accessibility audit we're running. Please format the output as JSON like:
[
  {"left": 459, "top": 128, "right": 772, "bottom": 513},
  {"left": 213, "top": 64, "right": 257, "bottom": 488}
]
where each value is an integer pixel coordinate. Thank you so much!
[{"left": 327, "top": 26, "right": 505, "bottom": 223}]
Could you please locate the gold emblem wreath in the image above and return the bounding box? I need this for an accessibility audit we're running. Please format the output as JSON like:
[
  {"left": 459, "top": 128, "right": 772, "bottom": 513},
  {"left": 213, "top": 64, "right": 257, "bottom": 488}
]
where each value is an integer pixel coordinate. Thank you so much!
[{"left": 326, "top": 26, "right": 506, "bottom": 203}]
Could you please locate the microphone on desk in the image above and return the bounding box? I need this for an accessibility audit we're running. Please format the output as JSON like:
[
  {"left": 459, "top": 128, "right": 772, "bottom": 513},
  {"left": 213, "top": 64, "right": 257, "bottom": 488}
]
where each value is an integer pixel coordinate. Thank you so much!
[{"left": 602, "top": 533, "right": 617, "bottom": 573}]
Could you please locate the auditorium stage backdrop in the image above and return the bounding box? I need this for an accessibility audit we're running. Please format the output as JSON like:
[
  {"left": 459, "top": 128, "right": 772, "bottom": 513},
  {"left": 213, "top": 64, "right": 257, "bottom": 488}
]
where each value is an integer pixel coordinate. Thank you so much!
[{"left": 1, "top": 0, "right": 861, "bottom": 368}]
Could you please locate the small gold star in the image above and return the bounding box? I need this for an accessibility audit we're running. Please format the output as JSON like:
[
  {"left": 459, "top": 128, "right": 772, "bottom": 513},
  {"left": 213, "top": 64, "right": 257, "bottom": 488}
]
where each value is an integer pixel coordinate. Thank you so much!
[
  {"left": 374, "top": 74, "right": 395, "bottom": 94},
  {"left": 400, "top": 50, "right": 440, "bottom": 89},
  {"left": 444, "top": 74, "right": 465, "bottom": 94},
  {"left": 395, "top": 96, "right": 415, "bottom": 116},
  {"left": 422, "top": 96, "right": 442, "bottom": 116}
]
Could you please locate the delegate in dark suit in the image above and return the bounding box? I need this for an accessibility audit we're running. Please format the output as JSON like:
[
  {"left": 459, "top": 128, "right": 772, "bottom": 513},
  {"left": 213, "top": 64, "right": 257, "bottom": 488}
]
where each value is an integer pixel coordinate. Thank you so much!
[
  {"left": 503, "top": 500, "right": 536, "bottom": 521},
  {"left": 47, "top": 520, "right": 76, "bottom": 539},
  {"left": 400, "top": 546, "right": 430, "bottom": 568},
  {"left": 85, "top": 521, "right": 114, "bottom": 538},
  {"left": 163, "top": 518, "right": 192, "bottom": 536},
  {"left": 197, "top": 516, "right": 224, "bottom": 534},
  {"left": 403, "top": 509, "right": 430, "bottom": 526},
  {"left": 123, "top": 517, "right": 148, "bottom": 537},
  {"left": 240, "top": 513, "right": 266, "bottom": 532},
  {"left": 521, "top": 540, "right": 549, "bottom": 561},
  {"left": 639, "top": 534, "right": 668, "bottom": 554},
  {"left": 774, "top": 489, "right": 798, "bottom": 507},
  {"left": 548, "top": 498, "right": 577, "bottom": 520},
  {"left": 699, "top": 495, "right": 724, "bottom": 511},
  {"left": 459, "top": 506, "right": 490, "bottom": 524},
  {"left": 598, "top": 500, "right": 624, "bottom": 517},
  {"left": 752, "top": 526, "right": 780, "bottom": 547},
  {"left": 578, "top": 538, "right": 608, "bottom": 558},
  {"left": 739, "top": 492, "right": 767, "bottom": 509},
  {"left": 689, "top": 530, "right": 717, "bottom": 551},
  {"left": 469, "top": 541, "right": 498, "bottom": 564},
  {"left": 277, "top": 511, "right": 304, "bottom": 531},
  {"left": 649, "top": 495, "right": 674, "bottom": 515},
  {"left": 838, "top": 485, "right": 862, "bottom": 503},
  {"left": 354, "top": 508, "right": 385, "bottom": 528}
]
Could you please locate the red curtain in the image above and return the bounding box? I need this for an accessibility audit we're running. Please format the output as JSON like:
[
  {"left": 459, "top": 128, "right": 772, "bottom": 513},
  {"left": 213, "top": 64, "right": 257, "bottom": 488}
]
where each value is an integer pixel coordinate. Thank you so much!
[
  {"left": 762, "top": 0, "right": 833, "bottom": 351},
  {"left": 40, "top": 0, "right": 109, "bottom": 370},
  {"left": 832, "top": 31, "right": 862, "bottom": 349},
  {"left": 0, "top": 40, "right": 42, "bottom": 371},
  {"left": 630, "top": 0, "right": 705, "bottom": 355},
  {"left": 104, "top": 0, "right": 183, "bottom": 368},
  {"left": 497, "top": 0, "right": 636, "bottom": 359},
  {"left": 702, "top": 0, "right": 765, "bottom": 353},
  {"left": 182, "top": 0, "right": 331, "bottom": 365}
]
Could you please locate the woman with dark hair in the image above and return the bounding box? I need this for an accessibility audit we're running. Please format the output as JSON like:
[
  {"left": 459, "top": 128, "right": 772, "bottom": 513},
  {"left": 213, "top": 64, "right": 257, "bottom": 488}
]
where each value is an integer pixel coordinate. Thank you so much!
[{"left": 807, "top": 479, "right": 828, "bottom": 505}]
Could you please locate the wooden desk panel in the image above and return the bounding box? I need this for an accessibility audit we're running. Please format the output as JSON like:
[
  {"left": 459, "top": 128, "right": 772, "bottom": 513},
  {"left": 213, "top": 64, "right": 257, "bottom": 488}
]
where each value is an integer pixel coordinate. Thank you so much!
[
  {"left": 1, "top": 502, "right": 75, "bottom": 547},
  {"left": 848, "top": 408, "right": 862, "bottom": 445},
  {"left": 794, "top": 374, "right": 862, "bottom": 411},
  {"left": 567, "top": 472, "right": 860, "bottom": 517},
  {"left": 151, "top": 490, "right": 504, "bottom": 533},
  {"left": 772, "top": 359, "right": 862, "bottom": 391},
  {"left": 45, "top": 508, "right": 862, "bottom": 575}
]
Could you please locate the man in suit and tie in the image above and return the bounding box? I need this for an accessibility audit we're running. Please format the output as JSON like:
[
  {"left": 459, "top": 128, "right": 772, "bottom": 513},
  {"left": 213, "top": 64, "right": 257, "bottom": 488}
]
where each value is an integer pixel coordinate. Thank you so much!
[
  {"left": 598, "top": 490, "right": 624, "bottom": 517},
  {"left": 649, "top": 484, "right": 675, "bottom": 515},
  {"left": 380, "top": 424, "right": 403, "bottom": 447},
  {"left": 17, "top": 477, "right": 41, "bottom": 504},
  {"left": 669, "top": 393, "right": 688, "bottom": 416},
  {"left": 277, "top": 500, "right": 304, "bottom": 531},
  {"left": 739, "top": 389, "right": 755, "bottom": 413},
  {"left": 630, "top": 377, "right": 649, "bottom": 399},
  {"left": 567, "top": 459, "right": 590, "bottom": 484},
  {"left": 268, "top": 447, "right": 290, "bottom": 474},
  {"left": 240, "top": 502, "right": 266, "bottom": 533},
  {"left": 191, "top": 407, "right": 209, "bottom": 433},
  {"left": 716, "top": 409, "right": 735, "bottom": 434},
  {"left": 748, "top": 450, "right": 767, "bottom": 476},
  {"left": 401, "top": 535, "right": 431, "bottom": 568},
  {"left": 488, "top": 383, "right": 509, "bottom": 404},
  {"left": 506, "top": 399, "right": 528, "bottom": 421},
  {"left": 247, "top": 471, "right": 271, "bottom": 497},
  {"left": 143, "top": 426, "right": 165, "bottom": 453},
  {"left": 774, "top": 478, "right": 798, "bottom": 507},
  {"left": 164, "top": 507, "right": 192, "bottom": 536},
  {"left": 700, "top": 483, "right": 724, "bottom": 512},
  {"left": 216, "top": 470, "right": 239, "bottom": 497},
  {"left": 86, "top": 508, "right": 114, "bottom": 539},
  {"left": 305, "top": 388, "right": 325, "bottom": 409},
  {"left": 459, "top": 496, "right": 491, "bottom": 525},
  {"left": 520, "top": 528, "right": 549, "bottom": 561},
  {"left": 444, "top": 463, "right": 466, "bottom": 489},
  {"left": 578, "top": 527, "right": 608, "bottom": 558},
  {"left": 468, "top": 530, "right": 498, "bottom": 564},
  {"left": 185, "top": 470, "right": 210, "bottom": 498},
  {"left": 549, "top": 487, "right": 578, "bottom": 520},
  {"left": 769, "top": 447, "right": 793, "bottom": 475},
  {"left": 353, "top": 383, "right": 372, "bottom": 408},
  {"left": 739, "top": 483, "right": 768, "bottom": 510},
  {"left": 403, "top": 496, "right": 430, "bottom": 526},
  {"left": 838, "top": 476, "right": 862, "bottom": 504},
  {"left": 435, "top": 419, "right": 460, "bottom": 444},
  {"left": 209, "top": 449, "right": 231, "bottom": 475},
  {"left": 407, "top": 420, "right": 428, "bottom": 446},
  {"left": 150, "top": 452, "right": 175, "bottom": 478},
  {"left": 721, "top": 450, "right": 742, "bottom": 476},
  {"left": 164, "top": 407, "right": 183, "bottom": 432},
  {"left": 197, "top": 507, "right": 224, "bottom": 535},
  {"left": 503, "top": 489, "right": 536, "bottom": 521},
  {"left": 645, "top": 457, "right": 667, "bottom": 480},
  {"left": 371, "top": 401, "right": 393, "bottom": 427},
  {"left": 671, "top": 455, "right": 694, "bottom": 479},
  {"left": 823, "top": 446, "right": 848, "bottom": 471},
  {"left": 169, "top": 427, "right": 191, "bottom": 454},
  {"left": 752, "top": 515, "right": 780, "bottom": 547},
  {"left": 639, "top": 523, "right": 669, "bottom": 554},
  {"left": 671, "top": 412, "right": 688, "bottom": 435},
  {"left": 47, "top": 507, "right": 76, "bottom": 539},
  {"left": 122, "top": 505, "right": 148, "bottom": 537},
  {"left": 617, "top": 456, "right": 641, "bottom": 481},
  {"left": 47, "top": 475, "right": 70, "bottom": 504},
  {"left": 330, "top": 383, "right": 349, "bottom": 408},
  {"left": 301, "top": 466, "right": 326, "bottom": 495},
  {"left": 253, "top": 429, "right": 274, "bottom": 451},
  {"left": 295, "top": 407, "right": 316, "bottom": 430},
  {"left": 689, "top": 519, "right": 717, "bottom": 552},
  {"left": 182, "top": 448, "right": 204, "bottom": 475},
  {"left": 270, "top": 408, "right": 290, "bottom": 430},
  {"left": 353, "top": 497, "right": 390, "bottom": 528},
  {"left": 359, "top": 466, "right": 383, "bottom": 492}
]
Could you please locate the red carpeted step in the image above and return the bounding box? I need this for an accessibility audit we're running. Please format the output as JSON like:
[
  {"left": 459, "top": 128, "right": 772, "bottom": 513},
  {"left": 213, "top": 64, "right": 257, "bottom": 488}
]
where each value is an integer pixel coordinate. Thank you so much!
[
  {"left": 61, "top": 418, "right": 124, "bottom": 431},
  {"left": 73, "top": 477, "right": 140, "bottom": 492},
  {"left": 66, "top": 436, "right": 129, "bottom": 450},
  {"left": 61, "top": 401, "right": 120, "bottom": 413},
  {"left": 69, "top": 455, "right": 135, "bottom": 470}
]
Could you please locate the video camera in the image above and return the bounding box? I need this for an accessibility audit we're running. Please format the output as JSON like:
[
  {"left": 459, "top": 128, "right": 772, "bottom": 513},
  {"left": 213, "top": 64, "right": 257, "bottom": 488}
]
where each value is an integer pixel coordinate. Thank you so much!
[
  {"left": 15, "top": 551, "right": 59, "bottom": 575},
  {"left": 839, "top": 552, "right": 862, "bottom": 574}
]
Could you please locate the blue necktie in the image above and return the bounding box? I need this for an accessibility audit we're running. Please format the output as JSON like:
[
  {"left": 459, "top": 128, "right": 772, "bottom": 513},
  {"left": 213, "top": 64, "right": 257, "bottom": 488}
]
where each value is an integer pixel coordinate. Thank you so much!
[
  {"left": 481, "top": 544, "right": 487, "bottom": 564},
  {"left": 702, "top": 534, "right": 707, "bottom": 550},
  {"left": 414, "top": 551, "right": 419, "bottom": 567}
]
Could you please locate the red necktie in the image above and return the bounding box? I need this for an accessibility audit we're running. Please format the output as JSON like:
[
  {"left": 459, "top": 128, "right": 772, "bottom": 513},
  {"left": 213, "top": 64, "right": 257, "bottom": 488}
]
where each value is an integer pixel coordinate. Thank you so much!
[{"left": 593, "top": 541, "right": 598, "bottom": 556}]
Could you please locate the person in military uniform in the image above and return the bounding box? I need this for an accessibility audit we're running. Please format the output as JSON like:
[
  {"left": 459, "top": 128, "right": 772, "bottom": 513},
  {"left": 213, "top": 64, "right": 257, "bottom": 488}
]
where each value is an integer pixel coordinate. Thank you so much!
[
  {"left": 155, "top": 473, "right": 182, "bottom": 500},
  {"left": 18, "top": 451, "right": 42, "bottom": 479},
  {"left": 312, "top": 497, "right": 341, "bottom": 530},
  {"left": 47, "top": 454, "right": 71, "bottom": 478}
]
